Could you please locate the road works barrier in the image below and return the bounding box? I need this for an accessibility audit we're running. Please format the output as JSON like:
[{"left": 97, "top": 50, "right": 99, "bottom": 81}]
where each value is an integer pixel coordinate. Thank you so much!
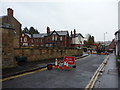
[
  {"left": 53, "top": 56, "right": 76, "bottom": 70},
  {"left": 85, "top": 55, "right": 109, "bottom": 90}
]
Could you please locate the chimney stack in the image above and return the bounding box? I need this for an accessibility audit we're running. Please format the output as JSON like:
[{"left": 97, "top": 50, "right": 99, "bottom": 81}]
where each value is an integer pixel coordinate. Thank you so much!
[
  {"left": 71, "top": 31, "right": 73, "bottom": 37},
  {"left": 7, "top": 8, "right": 13, "bottom": 17},
  {"left": 74, "top": 29, "right": 76, "bottom": 37},
  {"left": 47, "top": 26, "right": 50, "bottom": 34}
]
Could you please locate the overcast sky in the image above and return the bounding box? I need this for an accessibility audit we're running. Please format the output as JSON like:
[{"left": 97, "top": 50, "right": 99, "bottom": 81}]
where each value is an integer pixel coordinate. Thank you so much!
[{"left": 1, "top": 0, "right": 119, "bottom": 41}]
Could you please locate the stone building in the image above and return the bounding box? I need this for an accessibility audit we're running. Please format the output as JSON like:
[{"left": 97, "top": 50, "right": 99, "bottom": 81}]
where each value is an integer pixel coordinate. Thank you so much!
[
  {"left": 0, "top": 8, "right": 22, "bottom": 48},
  {"left": 0, "top": 23, "right": 17, "bottom": 69}
]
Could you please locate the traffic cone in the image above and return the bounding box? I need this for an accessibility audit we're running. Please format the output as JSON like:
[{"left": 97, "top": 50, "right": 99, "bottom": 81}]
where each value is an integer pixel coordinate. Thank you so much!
[
  {"left": 65, "top": 61, "right": 70, "bottom": 70},
  {"left": 64, "top": 61, "right": 67, "bottom": 69},
  {"left": 59, "top": 66, "right": 63, "bottom": 70},
  {"left": 54, "top": 58, "right": 59, "bottom": 69},
  {"left": 58, "top": 61, "right": 63, "bottom": 70}
]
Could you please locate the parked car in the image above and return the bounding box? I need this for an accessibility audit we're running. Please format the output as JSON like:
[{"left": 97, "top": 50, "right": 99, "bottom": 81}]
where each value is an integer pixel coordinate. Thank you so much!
[{"left": 107, "top": 49, "right": 113, "bottom": 53}]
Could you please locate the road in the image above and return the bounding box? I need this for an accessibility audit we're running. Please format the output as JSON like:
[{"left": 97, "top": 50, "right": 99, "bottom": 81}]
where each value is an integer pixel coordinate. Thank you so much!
[{"left": 3, "top": 54, "right": 106, "bottom": 88}]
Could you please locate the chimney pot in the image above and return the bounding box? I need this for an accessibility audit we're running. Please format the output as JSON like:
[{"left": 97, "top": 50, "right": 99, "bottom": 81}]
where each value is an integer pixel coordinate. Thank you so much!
[
  {"left": 47, "top": 26, "right": 50, "bottom": 34},
  {"left": 74, "top": 29, "right": 76, "bottom": 37}
]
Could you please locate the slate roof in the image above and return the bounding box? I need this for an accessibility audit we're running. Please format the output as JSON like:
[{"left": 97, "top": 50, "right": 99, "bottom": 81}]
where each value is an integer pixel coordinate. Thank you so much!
[
  {"left": 32, "top": 33, "right": 47, "bottom": 38},
  {"left": 56, "top": 31, "right": 68, "bottom": 36},
  {"left": 51, "top": 30, "right": 69, "bottom": 36},
  {"left": 76, "top": 33, "right": 84, "bottom": 38},
  {"left": 25, "top": 33, "right": 31, "bottom": 38}
]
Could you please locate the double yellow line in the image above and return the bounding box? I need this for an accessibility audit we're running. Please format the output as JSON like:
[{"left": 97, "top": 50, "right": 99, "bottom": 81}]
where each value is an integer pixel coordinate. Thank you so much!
[
  {"left": 1, "top": 67, "right": 47, "bottom": 82},
  {"left": 85, "top": 55, "right": 109, "bottom": 90}
]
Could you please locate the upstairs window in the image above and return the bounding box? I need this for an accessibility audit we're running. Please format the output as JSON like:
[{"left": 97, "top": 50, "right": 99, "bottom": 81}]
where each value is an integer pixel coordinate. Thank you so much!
[
  {"left": 36, "top": 39, "right": 38, "bottom": 43},
  {"left": 52, "top": 36, "right": 54, "bottom": 41},
  {"left": 22, "top": 34, "right": 24, "bottom": 37},
  {"left": 32, "top": 39, "right": 34, "bottom": 43},
  {"left": 55, "top": 36, "right": 57, "bottom": 41},
  {"left": 60, "top": 37, "right": 62, "bottom": 41},
  {"left": 24, "top": 37, "right": 27, "bottom": 42},
  {"left": 40, "top": 39, "right": 42, "bottom": 42}
]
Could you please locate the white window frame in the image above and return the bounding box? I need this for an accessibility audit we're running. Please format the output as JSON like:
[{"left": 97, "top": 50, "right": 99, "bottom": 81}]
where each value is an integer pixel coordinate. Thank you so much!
[
  {"left": 60, "top": 36, "right": 62, "bottom": 41},
  {"left": 22, "top": 34, "right": 24, "bottom": 37},
  {"left": 55, "top": 36, "right": 57, "bottom": 41},
  {"left": 32, "top": 39, "right": 34, "bottom": 43},
  {"left": 24, "top": 37, "right": 27, "bottom": 42},
  {"left": 52, "top": 36, "right": 54, "bottom": 41}
]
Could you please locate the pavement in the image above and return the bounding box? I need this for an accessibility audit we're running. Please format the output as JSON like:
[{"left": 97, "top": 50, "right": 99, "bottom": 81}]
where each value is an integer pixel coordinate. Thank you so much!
[
  {"left": 2, "top": 53, "right": 89, "bottom": 78},
  {"left": 94, "top": 53, "right": 119, "bottom": 88}
]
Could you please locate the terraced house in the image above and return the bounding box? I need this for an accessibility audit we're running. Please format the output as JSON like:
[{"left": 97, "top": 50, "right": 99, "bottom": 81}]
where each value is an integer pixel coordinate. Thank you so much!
[{"left": 21, "top": 27, "right": 71, "bottom": 48}]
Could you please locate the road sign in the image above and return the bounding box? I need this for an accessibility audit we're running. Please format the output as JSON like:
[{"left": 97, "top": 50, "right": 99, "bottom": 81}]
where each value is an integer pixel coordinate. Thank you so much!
[{"left": 64, "top": 56, "right": 75, "bottom": 65}]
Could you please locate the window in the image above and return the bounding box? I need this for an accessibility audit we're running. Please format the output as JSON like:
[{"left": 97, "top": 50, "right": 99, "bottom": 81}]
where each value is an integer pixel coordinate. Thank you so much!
[
  {"left": 55, "top": 36, "right": 57, "bottom": 41},
  {"left": 24, "top": 37, "right": 27, "bottom": 42},
  {"left": 32, "top": 39, "right": 34, "bottom": 43},
  {"left": 36, "top": 39, "right": 38, "bottom": 43},
  {"left": 21, "top": 38, "right": 22, "bottom": 42},
  {"left": 41, "top": 39, "right": 42, "bottom": 42},
  {"left": 23, "top": 43, "right": 28, "bottom": 46},
  {"left": 22, "top": 34, "right": 24, "bottom": 37},
  {"left": 46, "top": 44, "right": 48, "bottom": 47},
  {"left": 52, "top": 36, "right": 54, "bottom": 41},
  {"left": 60, "top": 37, "right": 62, "bottom": 41}
]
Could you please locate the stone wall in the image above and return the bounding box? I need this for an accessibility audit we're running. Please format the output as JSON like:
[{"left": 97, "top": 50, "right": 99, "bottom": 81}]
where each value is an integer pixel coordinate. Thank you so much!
[
  {"left": 1, "top": 28, "right": 17, "bottom": 69},
  {"left": 14, "top": 47, "right": 82, "bottom": 62},
  {"left": 1, "top": 27, "right": 82, "bottom": 69}
]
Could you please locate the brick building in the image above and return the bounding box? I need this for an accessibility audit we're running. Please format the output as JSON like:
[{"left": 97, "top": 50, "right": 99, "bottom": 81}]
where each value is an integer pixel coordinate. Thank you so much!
[
  {"left": 44, "top": 27, "right": 71, "bottom": 47},
  {"left": 20, "top": 27, "right": 71, "bottom": 48}
]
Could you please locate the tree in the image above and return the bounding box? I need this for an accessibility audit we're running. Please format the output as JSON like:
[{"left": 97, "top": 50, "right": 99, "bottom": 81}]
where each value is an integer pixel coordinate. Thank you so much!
[
  {"left": 22, "top": 26, "right": 40, "bottom": 34},
  {"left": 22, "top": 27, "right": 29, "bottom": 33},
  {"left": 29, "top": 27, "right": 39, "bottom": 35},
  {"left": 87, "top": 35, "right": 94, "bottom": 45},
  {"left": 29, "top": 27, "right": 35, "bottom": 35}
]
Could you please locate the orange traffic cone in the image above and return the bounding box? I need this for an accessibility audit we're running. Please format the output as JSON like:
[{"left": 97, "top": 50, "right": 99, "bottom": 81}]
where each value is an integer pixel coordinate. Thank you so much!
[
  {"left": 65, "top": 61, "right": 70, "bottom": 70},
  {"left": 59, "top": 61, "right": 63, "bottom": 70},
  {"left": 54, "top": 58, "right": 59, "bottom": 69},
  {"left": 59, "top": 66, "right": 63, "bottom": 70},
  {"left": 64, "top": 61, "right": 67, "bottom": 69}
]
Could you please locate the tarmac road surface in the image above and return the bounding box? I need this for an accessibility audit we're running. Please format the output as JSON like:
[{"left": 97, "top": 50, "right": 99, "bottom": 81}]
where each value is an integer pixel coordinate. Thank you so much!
[{"left": 2, "top": 54, "right": 106, "bottom": 88}]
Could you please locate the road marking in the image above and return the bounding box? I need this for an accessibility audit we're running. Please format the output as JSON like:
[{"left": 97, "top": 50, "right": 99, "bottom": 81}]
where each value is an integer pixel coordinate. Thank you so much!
[
  {"left": 1, "top": 67, "right": 47, "bottom": 82},
  {"left": 85, "top": 55, "right": 109, "bottom": 90},
  {"left": 75, "top": 54, "right": 90, "bottom": 61}
]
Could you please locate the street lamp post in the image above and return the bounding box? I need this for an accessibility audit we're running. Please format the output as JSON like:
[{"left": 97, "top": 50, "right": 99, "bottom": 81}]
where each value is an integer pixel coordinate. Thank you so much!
[{"left": 104, "top": 32, "right": 107, "bottom": 52}]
